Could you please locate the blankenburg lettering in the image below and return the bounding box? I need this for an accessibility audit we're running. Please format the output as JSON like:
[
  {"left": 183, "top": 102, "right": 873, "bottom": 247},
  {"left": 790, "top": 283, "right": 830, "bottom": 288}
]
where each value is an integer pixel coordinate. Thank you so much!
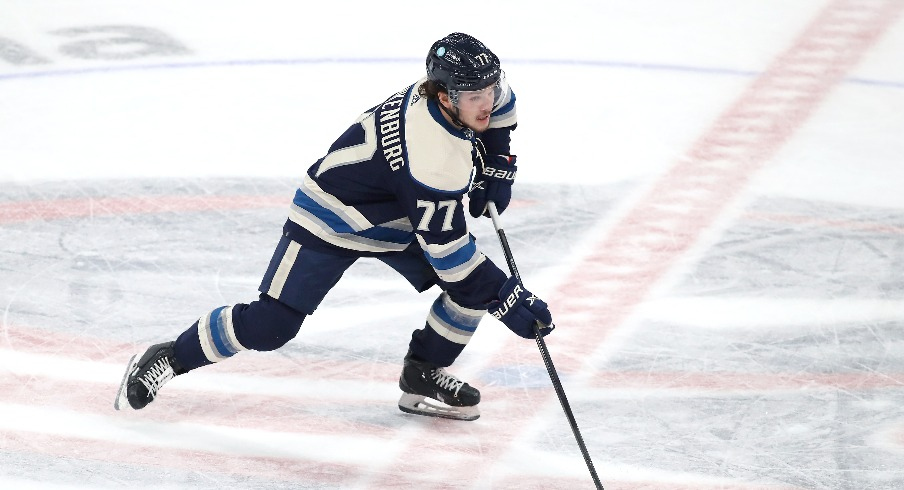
[{"left": 379, "top": 90, "right": 406, "bottom": 171}]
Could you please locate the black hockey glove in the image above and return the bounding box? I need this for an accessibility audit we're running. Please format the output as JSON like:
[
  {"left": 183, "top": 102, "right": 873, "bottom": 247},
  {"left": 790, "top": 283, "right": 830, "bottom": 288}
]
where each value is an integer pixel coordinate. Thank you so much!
[
  {"left": 489, "top": 276, "right": 554, "bottom": 339},
  {"left": 469, "top": 138, "right": 517, "bottom": 218}
]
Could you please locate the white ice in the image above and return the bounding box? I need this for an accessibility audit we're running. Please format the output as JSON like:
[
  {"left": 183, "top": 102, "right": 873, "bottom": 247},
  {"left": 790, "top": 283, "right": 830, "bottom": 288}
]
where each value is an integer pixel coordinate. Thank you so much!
[{"left": 1, "top": 1, "right": 904, "bottom": 489}]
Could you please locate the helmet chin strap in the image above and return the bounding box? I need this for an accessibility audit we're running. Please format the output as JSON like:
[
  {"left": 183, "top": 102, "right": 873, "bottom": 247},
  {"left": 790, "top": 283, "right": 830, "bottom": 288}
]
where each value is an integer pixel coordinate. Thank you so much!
[{"left": 439, "top": 94, "right": 470, "bottom": 132}]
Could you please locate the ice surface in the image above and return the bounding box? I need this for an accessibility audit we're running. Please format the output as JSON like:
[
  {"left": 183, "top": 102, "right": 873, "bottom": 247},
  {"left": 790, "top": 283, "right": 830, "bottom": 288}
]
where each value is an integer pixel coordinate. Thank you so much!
[{"left": 2, "top": 1, "right": 903, "bottom": 489}]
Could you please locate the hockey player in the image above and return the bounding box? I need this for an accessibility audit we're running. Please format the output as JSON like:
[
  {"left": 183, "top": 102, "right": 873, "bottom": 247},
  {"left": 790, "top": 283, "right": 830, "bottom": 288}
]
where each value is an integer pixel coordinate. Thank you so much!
[{"left": 115, "top": 32, "right": 554, "bottom": 421}]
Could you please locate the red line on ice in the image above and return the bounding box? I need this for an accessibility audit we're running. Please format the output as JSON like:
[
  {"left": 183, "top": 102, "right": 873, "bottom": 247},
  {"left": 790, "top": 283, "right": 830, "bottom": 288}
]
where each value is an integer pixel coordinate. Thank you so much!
[
  {"left": 3, "top": 1, "right": 902, "bottom": 487},
  {"left": 457, "top": 0, "right": 904, "bottom": 487},
  {"left": 533, "top": 0, "right": 904, "bottom": 369},
  {"left": 0, "top": 195, "right": 534, "bottom": 225},
  {"left": 0, "top": 195, "right": 285, "bottom": 224},
  {"left": 0, "top": 430, "right": 360, "bottom": 488},
  {"left": 1, "top": 323, "right": 402, "bottom": 383}
]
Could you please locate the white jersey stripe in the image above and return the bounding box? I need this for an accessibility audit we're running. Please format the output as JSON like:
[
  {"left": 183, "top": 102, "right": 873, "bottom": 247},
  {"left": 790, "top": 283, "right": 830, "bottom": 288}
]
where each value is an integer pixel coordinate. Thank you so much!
[{"left": 268, "top": 240, "right": 301, "bottom": 299}]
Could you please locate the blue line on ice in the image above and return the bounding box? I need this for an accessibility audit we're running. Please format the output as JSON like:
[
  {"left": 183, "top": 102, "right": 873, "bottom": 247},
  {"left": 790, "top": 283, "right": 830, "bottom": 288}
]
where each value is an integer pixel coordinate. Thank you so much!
[{"left": 0, "top": 57, "right": 901, "bottom": 89}]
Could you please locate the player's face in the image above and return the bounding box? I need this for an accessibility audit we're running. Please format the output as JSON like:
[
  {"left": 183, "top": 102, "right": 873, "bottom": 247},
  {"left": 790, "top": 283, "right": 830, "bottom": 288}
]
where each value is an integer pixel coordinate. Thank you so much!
[
  {"left": 439, "top": 72, "right": 509, "bottom": 133},
  {"left": 453, "top": 85, "right": 496, "bottom": 132}
]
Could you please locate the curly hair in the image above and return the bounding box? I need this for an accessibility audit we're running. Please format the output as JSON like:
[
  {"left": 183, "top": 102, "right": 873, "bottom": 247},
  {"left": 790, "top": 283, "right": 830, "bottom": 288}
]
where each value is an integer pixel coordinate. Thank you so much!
[{"left": 418, "top": 79, "right": 445, "bottom": 100}]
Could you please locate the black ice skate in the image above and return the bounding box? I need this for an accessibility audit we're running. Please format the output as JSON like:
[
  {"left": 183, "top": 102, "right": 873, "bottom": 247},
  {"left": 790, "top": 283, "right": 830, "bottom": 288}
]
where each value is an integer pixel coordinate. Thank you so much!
[
  {"left": 398, "top": 353, "right": 480, "bottom": 421},
  {"left": 114, "top": 341, "right": 184, "bottom": 410}
]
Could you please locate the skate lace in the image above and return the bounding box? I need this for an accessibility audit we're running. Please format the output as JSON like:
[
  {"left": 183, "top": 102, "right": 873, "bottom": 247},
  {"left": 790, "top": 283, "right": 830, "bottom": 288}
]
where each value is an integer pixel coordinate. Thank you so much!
[
  {"left": 139, "top": 357, "right": 175, "bottom": 397},
  {"left": 431, "top": 368, "right": 464, "bottom": 396}
]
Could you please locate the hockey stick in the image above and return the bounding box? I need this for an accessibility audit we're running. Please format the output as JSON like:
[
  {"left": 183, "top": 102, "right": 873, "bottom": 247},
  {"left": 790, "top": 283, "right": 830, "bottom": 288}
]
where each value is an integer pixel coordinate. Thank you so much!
[{"left": 487, "top": 202, "right": 604, "bottom": 490}]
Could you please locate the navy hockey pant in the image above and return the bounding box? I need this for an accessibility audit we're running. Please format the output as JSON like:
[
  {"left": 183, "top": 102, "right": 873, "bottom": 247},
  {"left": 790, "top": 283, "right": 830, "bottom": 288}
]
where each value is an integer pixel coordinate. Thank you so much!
[{"left": 173, "top": 237, "right": 486, "bottom": 371}]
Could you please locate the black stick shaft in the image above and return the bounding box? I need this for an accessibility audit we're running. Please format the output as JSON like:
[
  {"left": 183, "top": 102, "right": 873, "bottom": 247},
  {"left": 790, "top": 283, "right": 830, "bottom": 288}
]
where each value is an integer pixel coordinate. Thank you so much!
[{"left": 487, "top": 203, "right": 604, "bottom": 490}]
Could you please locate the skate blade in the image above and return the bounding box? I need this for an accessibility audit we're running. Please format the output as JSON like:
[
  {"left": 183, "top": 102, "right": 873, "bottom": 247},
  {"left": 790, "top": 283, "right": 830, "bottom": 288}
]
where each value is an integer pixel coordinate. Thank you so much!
[
  {"left": 398, "top": 393, "right": 480, "bottom": 421},
  {"left": 113, "top": 354, "right": 138, "bottom": 411}
]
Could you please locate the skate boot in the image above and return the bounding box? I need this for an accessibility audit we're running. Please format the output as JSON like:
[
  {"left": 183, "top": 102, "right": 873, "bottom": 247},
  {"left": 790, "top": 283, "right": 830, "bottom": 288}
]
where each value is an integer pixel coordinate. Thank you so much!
[
  {"left": 114, "top": 341, "right": 184, "bottom": 410},
  {"left": 398, "top": 352, "right": 480, "bottom": 421}
]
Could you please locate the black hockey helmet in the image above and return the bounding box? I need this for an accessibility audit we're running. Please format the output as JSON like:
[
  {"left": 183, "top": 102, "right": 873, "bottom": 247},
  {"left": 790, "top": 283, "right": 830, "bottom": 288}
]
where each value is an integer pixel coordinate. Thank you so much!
[{"left": 426, "top": 33, "right": 502, "bottom": 96}]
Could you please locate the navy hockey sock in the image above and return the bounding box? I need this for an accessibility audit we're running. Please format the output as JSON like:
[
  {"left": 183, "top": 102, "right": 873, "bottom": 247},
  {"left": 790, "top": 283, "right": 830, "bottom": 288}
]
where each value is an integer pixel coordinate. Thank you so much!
[{"left": 173, "top": 295, "right": 306, "bottom": 371}]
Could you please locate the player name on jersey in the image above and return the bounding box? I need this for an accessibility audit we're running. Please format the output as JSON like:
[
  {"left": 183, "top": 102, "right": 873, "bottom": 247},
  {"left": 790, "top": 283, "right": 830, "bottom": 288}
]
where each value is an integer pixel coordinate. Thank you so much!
[{"left": 379, "top": 89, "right": 406, "bottom": 171}]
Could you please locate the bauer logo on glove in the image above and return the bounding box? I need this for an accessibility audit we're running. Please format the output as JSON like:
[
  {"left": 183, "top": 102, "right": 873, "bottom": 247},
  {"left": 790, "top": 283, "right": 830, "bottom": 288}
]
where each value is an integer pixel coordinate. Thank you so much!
[
  {"left": 489, "top": 276, "right": 554, "bottom": 339},
  {"left": 481, "top": 165, "right": 516, "bottom": 181},
  {"left": 493, "top": 281, "right": 525, "bottom": 316}
]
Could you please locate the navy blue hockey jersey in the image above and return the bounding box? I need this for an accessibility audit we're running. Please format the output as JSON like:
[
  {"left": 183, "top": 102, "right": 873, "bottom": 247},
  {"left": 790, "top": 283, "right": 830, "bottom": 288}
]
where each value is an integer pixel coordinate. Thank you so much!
[{"left": 282, "top": 77, "right": 517, "bottom": 306}]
